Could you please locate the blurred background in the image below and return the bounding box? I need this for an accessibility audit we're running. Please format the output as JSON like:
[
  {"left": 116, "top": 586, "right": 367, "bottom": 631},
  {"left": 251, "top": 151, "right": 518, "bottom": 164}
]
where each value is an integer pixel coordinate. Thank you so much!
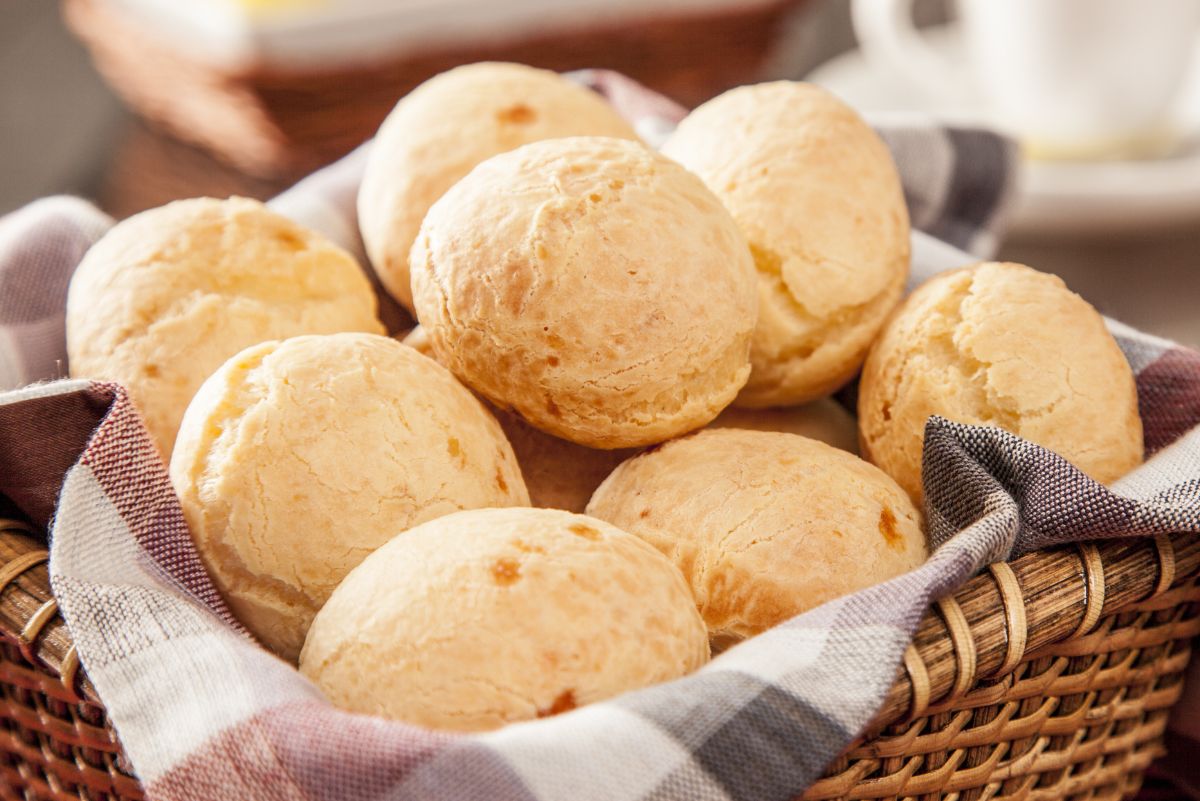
[{"left": 2, "top": 0, "right": 1197, "bottom": 346}]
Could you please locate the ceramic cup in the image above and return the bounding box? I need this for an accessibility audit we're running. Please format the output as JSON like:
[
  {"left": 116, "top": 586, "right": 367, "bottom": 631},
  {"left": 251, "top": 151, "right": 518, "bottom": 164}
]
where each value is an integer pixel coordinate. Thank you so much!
[{"left": 851, "top": 0, "right": 1200, "bottom": 158}]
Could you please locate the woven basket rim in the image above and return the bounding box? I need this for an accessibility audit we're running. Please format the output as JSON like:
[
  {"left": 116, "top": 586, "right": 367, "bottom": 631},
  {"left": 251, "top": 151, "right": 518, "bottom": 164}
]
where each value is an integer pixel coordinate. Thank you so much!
[
  {"left": 0, "top": 520, "right": 1195, "bottom": 800},
  {"left": 0, "top": 519, "right": 1194, "bottom": 729}
]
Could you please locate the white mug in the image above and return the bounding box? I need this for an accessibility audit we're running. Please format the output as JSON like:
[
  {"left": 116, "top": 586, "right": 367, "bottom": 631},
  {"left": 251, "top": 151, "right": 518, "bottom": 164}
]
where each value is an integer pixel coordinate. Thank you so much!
[{"left": 851, "top": 0, "right": 1200, "bottom": 158}]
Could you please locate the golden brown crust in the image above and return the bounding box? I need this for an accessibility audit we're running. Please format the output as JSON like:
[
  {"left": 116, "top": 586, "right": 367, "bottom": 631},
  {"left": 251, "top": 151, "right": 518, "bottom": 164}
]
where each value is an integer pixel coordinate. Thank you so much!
[
  {"left": 299, "top": 507, "right": 708, "bottom": 731},
  {"left": 66, "top": 196, "right": 384, "bottom": 458},
  {"left": 858, "top": 262, "right": 1144, "bottom": 502},
  {"left": 586, "top": 428, "right": 926, "bottom": 644},
  {"left": 410, "top": 136, "right": 758, "bottom": 449},
  {"left": 662, "top": 82, "right": 910, "bottom": 407},
  {"left": 358, "top": 62, "right": 639, "bottom": 310},
  {"left": 169, "top": 333, "right": 528, "bottom": 662}
]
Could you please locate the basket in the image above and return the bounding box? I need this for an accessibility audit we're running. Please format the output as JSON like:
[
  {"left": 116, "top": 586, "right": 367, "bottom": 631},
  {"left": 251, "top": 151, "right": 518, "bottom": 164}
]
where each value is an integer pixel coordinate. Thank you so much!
[
  {"left": 64, "top": 0, "right": 808, "bottom": 180},
  {"left": 0, "top": 513, "right": 1194, "bottom": 801}
]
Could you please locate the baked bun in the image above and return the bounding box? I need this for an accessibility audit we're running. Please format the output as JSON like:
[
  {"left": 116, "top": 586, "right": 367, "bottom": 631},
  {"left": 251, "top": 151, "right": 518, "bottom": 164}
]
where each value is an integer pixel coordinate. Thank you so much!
[
  {"left": 858, "top": 261, "right": 1143, "bottom": 501},
  {"left": 662, "top": 82, "right": 909, "bottom": 407},
  {"left": 709, "top": 398, "right": 859, "bottom": 454},
  {"left": 169, "top": 333, "right": 528, "bottom": 661},
  {"left": 411, "top": 136, "right": 758, "bottom": 448},
  {"left": 587, "top": 428, "right": 925, "bottom": 646},
  {"left": 359, "top": 62, "right": 639, "bottom": 310},
  {"left": 66, "top": 197, "right": 383, "bottom": 458},
  {"left": 300, "top": 507, "right": 708, "bottom": 731}
]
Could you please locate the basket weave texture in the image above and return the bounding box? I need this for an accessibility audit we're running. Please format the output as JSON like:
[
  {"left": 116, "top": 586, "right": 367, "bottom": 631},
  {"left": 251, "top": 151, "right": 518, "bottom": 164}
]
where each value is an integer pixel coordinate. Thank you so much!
[{"left": 0, "top": 516, "right": 1194, "bottom": 801}]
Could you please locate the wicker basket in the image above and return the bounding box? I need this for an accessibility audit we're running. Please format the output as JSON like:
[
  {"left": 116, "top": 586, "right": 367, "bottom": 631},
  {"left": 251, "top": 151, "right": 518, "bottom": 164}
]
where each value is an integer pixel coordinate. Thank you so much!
[
  {"left": 0, "top": 516, "right": 1194, "bottom": 801},
  {"left": 65, "top": 0, "right": 808, "bottom": 180}
]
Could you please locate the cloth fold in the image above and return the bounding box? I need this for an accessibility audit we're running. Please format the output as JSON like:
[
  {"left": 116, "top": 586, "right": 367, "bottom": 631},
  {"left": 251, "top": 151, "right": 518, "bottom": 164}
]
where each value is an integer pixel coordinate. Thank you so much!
[{"left": 0, "top": 73, "right": 1196, "bottom": 801}]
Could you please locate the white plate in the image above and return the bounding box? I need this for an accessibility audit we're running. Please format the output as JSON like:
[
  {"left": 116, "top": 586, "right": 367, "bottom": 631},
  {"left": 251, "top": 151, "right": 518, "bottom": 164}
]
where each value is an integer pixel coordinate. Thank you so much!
[{"left": 806, "top": 24, "right": 1200, "bottom": 237}]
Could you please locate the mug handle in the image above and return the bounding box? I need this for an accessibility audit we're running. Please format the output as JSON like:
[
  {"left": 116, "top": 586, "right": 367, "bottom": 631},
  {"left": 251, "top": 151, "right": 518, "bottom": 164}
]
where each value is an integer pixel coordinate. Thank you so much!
[{"left": 850, "top": 0, "right": 966, "bottom": 100}]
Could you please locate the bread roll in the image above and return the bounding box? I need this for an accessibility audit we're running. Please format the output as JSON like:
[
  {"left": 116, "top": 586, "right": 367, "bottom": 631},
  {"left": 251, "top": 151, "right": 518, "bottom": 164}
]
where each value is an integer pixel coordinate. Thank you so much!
[
  {"left": 410, "top": 136, "right": 758, "bottom": 449},
  {"left": 170, "top": 333, "right": 528, "bottom": 661},
  {"left": 587, "top": 428, "right": 925, "bottom": 646},
  {"left": 662, "top": 82, "right": 909, "bottom": 407},
  {"left": 858, "top": 261, "right": 1143, "bottom": 501},
  {"left": 300, "top": 507, "right": 708, "bottom": 731}
]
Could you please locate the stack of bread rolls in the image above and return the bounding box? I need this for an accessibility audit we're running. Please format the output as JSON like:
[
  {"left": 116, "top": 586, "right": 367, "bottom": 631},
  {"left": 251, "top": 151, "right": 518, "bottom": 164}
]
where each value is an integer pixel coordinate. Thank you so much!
[{"left": 66, "top": 62, "right": 1143, "bottom": 732}]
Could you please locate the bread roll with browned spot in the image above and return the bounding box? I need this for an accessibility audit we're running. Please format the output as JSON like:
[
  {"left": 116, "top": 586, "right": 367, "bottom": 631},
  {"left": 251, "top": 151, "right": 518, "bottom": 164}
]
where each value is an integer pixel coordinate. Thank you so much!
[
  {"left": 170, "top": 333, "right": 528, "bottom": 661},
  {"left": 300, "top": 507, "right": 708, "bottom": 731},
  {"left": 587, "top": 428, "right": 925, "bottom": 646},
  {"left": 411, "top": 136, "right": 758, "bottom": 449},
  {"left": 359, "top": 62, "right": 639, "bottom": 310},
  {"left": 858, "top": 261, "right": 1143, "bottom": 502}
]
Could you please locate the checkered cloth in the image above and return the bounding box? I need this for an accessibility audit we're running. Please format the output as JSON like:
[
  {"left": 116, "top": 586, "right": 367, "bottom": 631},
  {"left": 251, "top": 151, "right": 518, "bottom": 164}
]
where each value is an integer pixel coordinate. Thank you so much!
[{"left": 0, "top": 72, "right": 1197, "bottom": 801}]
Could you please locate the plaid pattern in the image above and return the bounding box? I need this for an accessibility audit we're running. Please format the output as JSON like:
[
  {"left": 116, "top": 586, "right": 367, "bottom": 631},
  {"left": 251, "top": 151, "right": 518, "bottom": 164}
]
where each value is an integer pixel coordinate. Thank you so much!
[{"left": 0, "top": 74, "right": 1197, "bottom": 801}]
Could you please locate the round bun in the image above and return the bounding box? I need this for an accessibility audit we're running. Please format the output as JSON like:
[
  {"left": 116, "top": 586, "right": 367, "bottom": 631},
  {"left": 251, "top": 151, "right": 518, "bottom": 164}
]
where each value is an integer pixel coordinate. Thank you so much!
[
  {"left": 858, "top": 261, "right": 1143, "bottom": 501},
  {"left": 359, "top": 62, "right": 639, "bottom": 310},
  {"left": 300, "top": 507, "right": 708, "bottom": 731},
  {"left": 587, "top": 428, "right": 925, "bottom": 646},
  {"left": 67, "top": 197, "right": 383, "bottom": 458},
  {"left": 169, "top": 333, "right": 528, "bottom": 661},
  {"left": 411, "top": 136, "right": 758, "bottom": 449},
  {"left": 403, "top": 325, "right": 634, "bottom": 511},
  {"left": 709, "top": 398, "right": 859, "bottom": 454},
  {"left": 662, "top": 82, "right": 910, "bottom": 407}
]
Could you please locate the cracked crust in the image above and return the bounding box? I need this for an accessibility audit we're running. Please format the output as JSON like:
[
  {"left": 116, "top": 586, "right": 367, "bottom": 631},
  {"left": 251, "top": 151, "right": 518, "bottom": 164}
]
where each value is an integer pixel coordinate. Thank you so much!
[
  {"left": 410, "top": 136, "right": 758, "bottom": 449},
  {"left": 858, "top": 262, "right": 1144, "bottom": 502},
  {"left": 169, "top": 333, "right": 529, "bottom": 662},
  {"left": 299, "top": 507, "right": 708, "bottom": 731},
  {"left": 586, "top": 428, "right": 925, "bottom": 645},
  {"left": 661, "top": 82, "right": 910, "bottom": 407},
  {"left": 66, "top": 197, "right": 385, "bottom": 459},
  {"left": 358, "top": 62, "right": 639, "bottom": 311}
]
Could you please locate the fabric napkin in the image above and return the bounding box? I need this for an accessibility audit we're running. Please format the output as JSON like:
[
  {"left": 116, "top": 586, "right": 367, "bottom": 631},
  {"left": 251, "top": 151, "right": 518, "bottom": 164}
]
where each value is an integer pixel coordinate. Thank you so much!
[{"left": 0, "top": 71, "right": 1198, "bottom": 801}]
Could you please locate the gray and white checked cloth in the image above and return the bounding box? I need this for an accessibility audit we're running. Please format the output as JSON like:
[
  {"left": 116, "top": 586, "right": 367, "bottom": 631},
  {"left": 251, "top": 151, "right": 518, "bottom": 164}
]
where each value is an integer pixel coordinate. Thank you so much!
[{"left": 1, "top": 71, "right": 1198, "bottom": 801}]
